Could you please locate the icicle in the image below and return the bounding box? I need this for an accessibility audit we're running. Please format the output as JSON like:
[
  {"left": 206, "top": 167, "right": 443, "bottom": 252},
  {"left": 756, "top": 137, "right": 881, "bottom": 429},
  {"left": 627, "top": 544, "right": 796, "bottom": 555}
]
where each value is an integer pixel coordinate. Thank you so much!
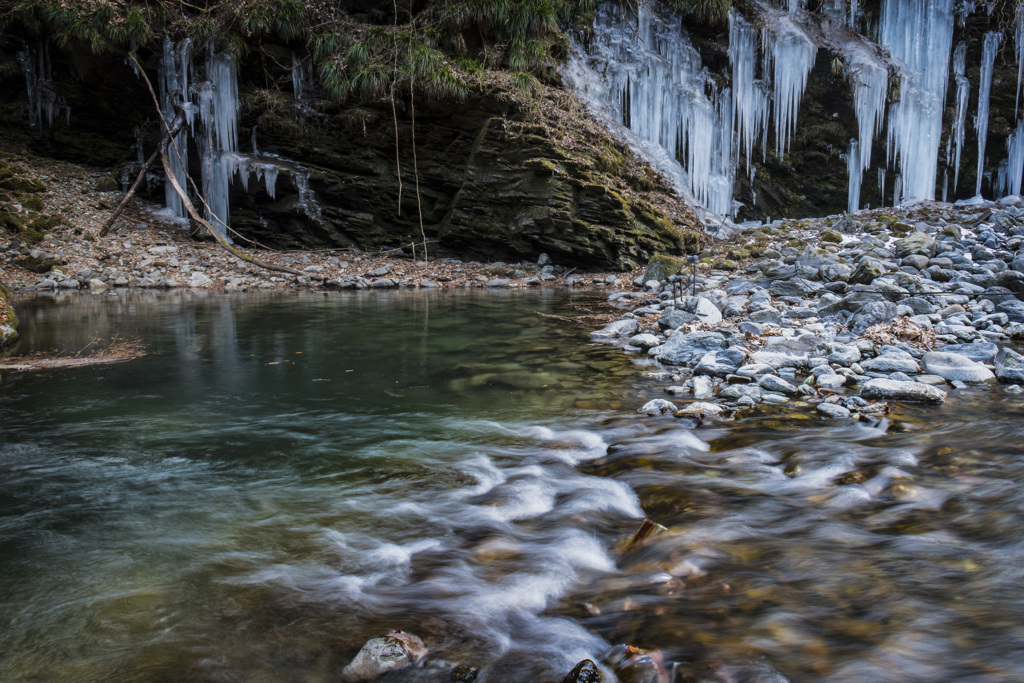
[
  {"left": 194, "top": 46, "right": 240, "bottom": 237},
  {"left": 878, "top": 168, "right": 886, "bottom": 202},
  {"left": 730, "top": 12, "right": 769, "bottom": 170},
  {"left": 942, "top": 169, "right": 948, "bottom": 202},
  {"left": 950, "top": 42, "right": 969, "bottom": 192},
  {"left": 291, "top": 52, "right": 312, "bottom": 100},
  {"left": 849, "top": 0, "right": 859, "bottom": 28},
  {"left": 159, "top": 36, "right": 191, "bottom": 220},
  {"left": 975, "top": 31, "right": 1001, "bottom": 197},
  {"left": 894, "top": 174, "right": 903, "bottom": 205},
  {"left": 1016, "top": 7, "right": 1024, "bottom": 117},
  {"left": 881, "top": 0, "right": 955, "bottom": 204},
  {"left": 1003, "top": 119, "right": 1024, "bottom": 197},
  {"left": 252, "top": 125, "right": 259, "bottom": 155},
  {"left": 847, "top": 139, "right": 862, "bottom": 213},
  {"left": 763, "top": 16, "right": 816, "bottom": 158}
]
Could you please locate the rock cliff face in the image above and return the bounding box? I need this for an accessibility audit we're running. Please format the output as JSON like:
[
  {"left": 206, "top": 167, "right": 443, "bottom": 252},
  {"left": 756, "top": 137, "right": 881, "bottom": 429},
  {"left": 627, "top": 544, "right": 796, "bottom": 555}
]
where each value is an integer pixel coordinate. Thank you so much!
[{"left": 0, "top": 41, "right": 700, "bottom": 271}]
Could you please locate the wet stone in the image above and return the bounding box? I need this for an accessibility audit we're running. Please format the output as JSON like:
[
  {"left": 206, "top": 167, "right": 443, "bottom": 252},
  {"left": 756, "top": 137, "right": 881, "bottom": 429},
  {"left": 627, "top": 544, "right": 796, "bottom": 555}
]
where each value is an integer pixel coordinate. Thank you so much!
[
  {"left": 562, "top": 659, "right": 604, "bottom": 683},
  {"left": 922, "top": 352, "right": 995, "bottom": 383},
  {"left": 861, "top": 378, "right": 947, "bottom": 403},
  {"left": 995, "top": 347, "right": 1024, "bottom": 383},
  {"left": 817, "top": 402, "right": 852, "bottom": 418}
]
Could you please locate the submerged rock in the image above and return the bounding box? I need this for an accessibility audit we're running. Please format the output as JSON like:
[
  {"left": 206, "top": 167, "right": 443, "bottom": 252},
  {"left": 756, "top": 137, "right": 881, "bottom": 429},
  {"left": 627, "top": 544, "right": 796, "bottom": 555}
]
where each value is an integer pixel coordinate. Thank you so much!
[
  {"left": 342, "top": 635, "right": 416, "bottom": 682},
  {"left": 562, "top": 659, "right": 605, "bottom": 683}
]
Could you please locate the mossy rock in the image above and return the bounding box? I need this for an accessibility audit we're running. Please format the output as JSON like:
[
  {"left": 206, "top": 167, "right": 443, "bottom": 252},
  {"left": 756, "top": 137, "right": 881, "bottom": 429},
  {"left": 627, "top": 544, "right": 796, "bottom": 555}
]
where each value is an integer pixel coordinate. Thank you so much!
[
  {"left": 20, "top": 195, "right": 44, "bottom": 212},
  {"left": 727, "top": 248, "right": 751, "bottom": 260},
  {"left": 0, "top": 210, "right": 25, "bottom": 232},
  {"left": 642, "top": 254, "right": 686, "bottom": 282},
  {"left": 0, "top": 286, "right": 18, "bottom": 348},
  {"left": 820, "top": 229, "right": 843, "bottom": 243},
  {"left": 13, "top": 256, "right": 60, "bottom": 273},
  {"left": 713, "top": 260, "right": 738, "bottom": 271},
  {"left": 0, "top": 176, "right": 46, "bottom": 193},
  {"left": 94, "top": 176, "right": 120, "bottom": 192},
  {"left": 29, "top": 216, "right": 61, "bottom": 231}
]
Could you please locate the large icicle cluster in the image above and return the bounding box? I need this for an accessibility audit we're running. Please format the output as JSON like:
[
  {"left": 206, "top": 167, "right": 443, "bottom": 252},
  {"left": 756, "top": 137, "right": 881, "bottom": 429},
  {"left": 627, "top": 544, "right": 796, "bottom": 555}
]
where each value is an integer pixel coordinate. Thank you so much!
[
  {"left": 569, "top": 2, "right": 821, "bottom": 218},
  {"left": 569, "top": 3, "right": 735, "bottom": 214},
  {"left": 155, "top": 38, "right": 321, "bottom": 238},
  {"left": 566, "top": 0, "right": 1024, "bottom": 219}
]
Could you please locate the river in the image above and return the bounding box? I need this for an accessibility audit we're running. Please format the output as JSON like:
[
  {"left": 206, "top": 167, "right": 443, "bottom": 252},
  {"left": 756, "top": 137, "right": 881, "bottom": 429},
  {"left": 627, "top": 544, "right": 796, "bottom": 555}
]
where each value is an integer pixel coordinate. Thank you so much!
[{"left": 2, "top": 290, "right": 1023, "bottom": 682}]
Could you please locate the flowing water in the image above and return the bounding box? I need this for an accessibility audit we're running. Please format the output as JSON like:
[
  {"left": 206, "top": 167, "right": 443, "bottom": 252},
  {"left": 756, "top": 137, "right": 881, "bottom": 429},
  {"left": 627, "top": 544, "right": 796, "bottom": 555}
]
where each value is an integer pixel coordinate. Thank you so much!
[{"left": 2, "top": 290, "right": 1024, "bottom": 682}]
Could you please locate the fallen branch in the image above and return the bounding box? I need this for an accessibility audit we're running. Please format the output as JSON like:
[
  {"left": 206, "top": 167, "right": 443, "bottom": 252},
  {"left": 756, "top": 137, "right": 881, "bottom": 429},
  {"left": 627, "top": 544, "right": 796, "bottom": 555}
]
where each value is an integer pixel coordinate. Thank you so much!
[
  {"left": 129, "top": 52, "right": 324, "bottom": 283},
  {"left": 99, "top": 115, "right": 185, "bottom": 237}
]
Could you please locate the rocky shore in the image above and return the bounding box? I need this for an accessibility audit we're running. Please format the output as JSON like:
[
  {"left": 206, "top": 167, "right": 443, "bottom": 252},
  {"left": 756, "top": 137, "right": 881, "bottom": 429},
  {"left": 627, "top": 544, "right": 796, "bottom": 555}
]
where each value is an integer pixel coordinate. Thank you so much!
[
  {"left": 589, "top": 198, "right": 1024, "bottom": 421},
  {"left": 0, "top": 151, "right": 631, "bottom": 297}
]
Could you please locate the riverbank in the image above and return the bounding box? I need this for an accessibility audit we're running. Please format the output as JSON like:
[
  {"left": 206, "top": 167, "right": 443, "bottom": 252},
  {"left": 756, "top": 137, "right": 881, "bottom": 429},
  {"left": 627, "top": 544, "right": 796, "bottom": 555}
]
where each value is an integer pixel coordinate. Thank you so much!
[
  {"left": 0, "top": 149, "right": 637, "bottom": 296},
  {"left": 590, "top": 195, "right": 1024, "bottom": 423}
]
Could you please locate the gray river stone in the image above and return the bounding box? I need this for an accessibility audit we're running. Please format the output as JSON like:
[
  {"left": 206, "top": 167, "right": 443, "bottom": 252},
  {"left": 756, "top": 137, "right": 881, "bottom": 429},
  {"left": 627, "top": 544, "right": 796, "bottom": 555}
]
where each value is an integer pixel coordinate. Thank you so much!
[
  {"left": 720, "top": 384, "right": 764, "bottom": 401},
  {"left": 850, "top": 300, "right": 898, "bottom": 333},
  {"left": 654, "top": 331, "right": 727, "bottom": 365},
  {"left": 861, "top": 378, "right": 947, "bottom": 403},
  {"left": 694, "top": 298, "right": 723, "bottom": 324},
  {"left": 827, "top": 344, "right": 861, "bottom": 365},
  {"left": 589, "top": 319, "right": 640, "bottom": 341},
  {"left": 752, "top": 350, "right": 809, "bottom": 369},
  {"left": 816, "top": 374, "right": 848, "bottom": 391},
  {"left": 628, "top": 333, "right": 662, "bottom": 349},
  {"left": 922, "top": 352, "right": 994, "bottom": 383},
  {"left": 736, "top": 362, "right": 774, "bottom": 378},
  {"left": 676, "top": 401, "right": 724, "bottom": 417},
  {"left": 995, "top": 347, "right": 1024, "bottom": 383},
  {"left": 658, "top": 308, "right": 697, "bottom": 330},
  {"left": 759, "top": 374, "right": 798, "bottom": 394},
  {"left": 639, "top": 399, "right": 677, "bottom": 415},
  {"left": 817, "top": 402, "right": 852, "bottom": 418},
  {"left": 941, "top": 342, "right": 999, "bottom": 363},
  {"left": 861, "top": 353, "right": 922, "bottom": 374},
  {"left": 694, "top": 348, "right": 746, "bottom": 377},
  {"left": 692, "top": 375, "right": 714, "bottom": 399}
]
